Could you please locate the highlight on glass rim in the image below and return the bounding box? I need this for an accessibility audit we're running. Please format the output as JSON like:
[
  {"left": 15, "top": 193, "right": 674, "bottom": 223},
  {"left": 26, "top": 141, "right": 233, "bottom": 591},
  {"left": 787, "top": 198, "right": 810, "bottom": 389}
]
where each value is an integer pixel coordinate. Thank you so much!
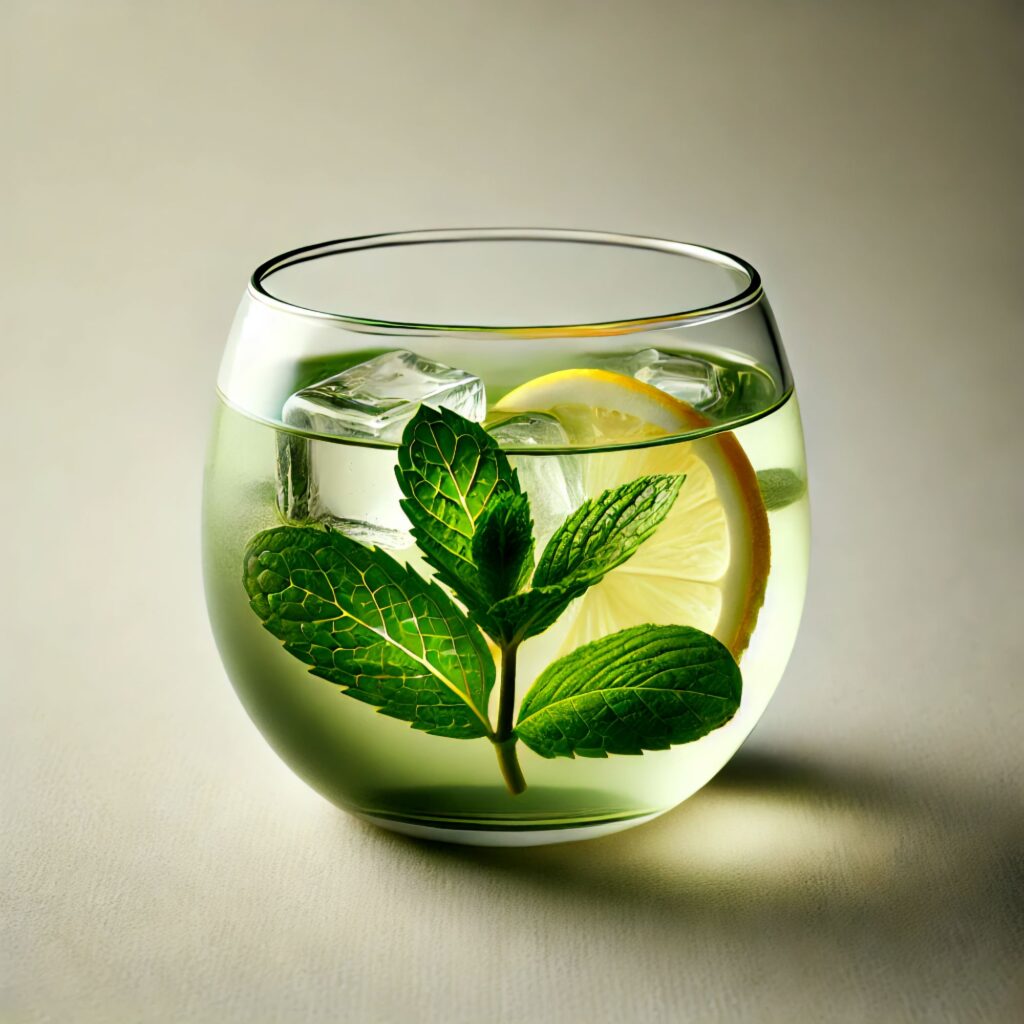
[{"left": 202, "top": 228, "right": 810, "bottom": 846}]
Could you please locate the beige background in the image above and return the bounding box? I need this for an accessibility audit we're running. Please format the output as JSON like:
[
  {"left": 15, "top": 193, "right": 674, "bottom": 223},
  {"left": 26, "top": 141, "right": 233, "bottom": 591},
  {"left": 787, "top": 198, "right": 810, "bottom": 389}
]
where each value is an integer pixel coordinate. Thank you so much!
[{"left": 5, "top": 2, "right": 1023, "bottom": 1021}]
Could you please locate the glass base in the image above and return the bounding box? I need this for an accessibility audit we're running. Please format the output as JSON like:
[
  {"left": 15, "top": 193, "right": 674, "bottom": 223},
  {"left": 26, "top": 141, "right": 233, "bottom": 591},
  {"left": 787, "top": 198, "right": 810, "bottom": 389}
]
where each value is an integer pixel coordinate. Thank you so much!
[{"left": 358, "top": 809, "right": 663, "bottom": 847}]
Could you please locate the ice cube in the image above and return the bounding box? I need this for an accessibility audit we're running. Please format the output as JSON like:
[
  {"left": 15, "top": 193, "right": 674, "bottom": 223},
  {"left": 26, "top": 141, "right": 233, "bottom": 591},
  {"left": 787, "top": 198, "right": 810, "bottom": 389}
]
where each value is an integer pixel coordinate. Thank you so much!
[
  {"left": 282, "top": 349, "right": 485, "bottom": 441},
  {"left": 275, "top": 351, "right": 485, "bottom": 549},
  {"left": 488, "top": 413, "right": 585, "bottom": 548},
  {"left": 487, "top": 410, "right": 572, "bottom": 450},
  {"left": 275, "top": 431, "right": 413, "bottom": 549},
  {"left": 276, "top": 432, "right": 318, "bottom": 524},
  {"left": 597, "top": 348, "right": 725, "bottom": 410},
  {"left": 313, "top": 443, "right": 414, "bottom": 550}
]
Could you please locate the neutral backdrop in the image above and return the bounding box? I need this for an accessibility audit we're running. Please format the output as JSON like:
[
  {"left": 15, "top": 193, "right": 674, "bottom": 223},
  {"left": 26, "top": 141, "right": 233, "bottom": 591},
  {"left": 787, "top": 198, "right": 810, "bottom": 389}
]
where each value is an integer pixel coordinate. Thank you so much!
[{"left": 5, "top": 2, "right": 1022, "bottom": 1022}]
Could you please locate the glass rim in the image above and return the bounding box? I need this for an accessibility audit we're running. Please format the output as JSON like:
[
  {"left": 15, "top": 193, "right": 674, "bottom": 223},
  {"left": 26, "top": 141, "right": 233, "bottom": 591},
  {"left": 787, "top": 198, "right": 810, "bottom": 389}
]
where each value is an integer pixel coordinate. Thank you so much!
[{"left": 248, "top": 227, "right": 764, "bottom": 337}]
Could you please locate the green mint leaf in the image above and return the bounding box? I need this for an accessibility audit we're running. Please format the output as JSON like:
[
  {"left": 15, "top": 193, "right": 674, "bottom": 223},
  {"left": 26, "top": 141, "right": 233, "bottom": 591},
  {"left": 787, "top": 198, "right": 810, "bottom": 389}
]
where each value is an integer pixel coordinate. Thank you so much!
[
  {"left": 756, "top": 468, "right": 807, "bottom": 511},
  {"left": 395, "top": 405, "right": 523, "bottom": 615},
  {"left": 532, "top": 474, "right": 684, "bottom": 593},
  {"left": 471, "top": 491, "right": 535, "bottom": 606},
  {"left": 515, "top": 624, "right": 740, "bottom": 758},
  {"left": 244, "top": 526, "right": 495, "bottom": 739},
  {"left": 484, "top": 583, "right": 581, "bottom": 645}
]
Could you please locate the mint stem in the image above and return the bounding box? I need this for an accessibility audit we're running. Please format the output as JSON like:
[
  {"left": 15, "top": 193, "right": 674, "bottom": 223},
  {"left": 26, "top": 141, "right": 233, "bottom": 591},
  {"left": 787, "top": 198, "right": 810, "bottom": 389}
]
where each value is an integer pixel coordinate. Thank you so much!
[
  {"left": 494, "top": 737, "right": 526, "bottom": 795},
  {"left": 493, "top": 642, "right": 526, "bottom": 795}
]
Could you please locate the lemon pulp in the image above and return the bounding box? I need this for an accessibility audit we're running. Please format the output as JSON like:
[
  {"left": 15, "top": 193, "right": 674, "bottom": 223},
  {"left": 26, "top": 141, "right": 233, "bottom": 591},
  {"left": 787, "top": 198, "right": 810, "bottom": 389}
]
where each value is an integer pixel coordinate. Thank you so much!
[{"left": 494, "top": 369, "right": 770, "bottom": 658}]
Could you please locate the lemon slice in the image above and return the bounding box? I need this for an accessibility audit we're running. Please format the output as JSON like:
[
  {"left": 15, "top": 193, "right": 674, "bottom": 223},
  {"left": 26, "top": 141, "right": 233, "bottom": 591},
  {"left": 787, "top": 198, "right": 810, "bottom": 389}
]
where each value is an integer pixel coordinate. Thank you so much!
[{"left": 495, "top": 369, "right": 770, "bottom": 658}]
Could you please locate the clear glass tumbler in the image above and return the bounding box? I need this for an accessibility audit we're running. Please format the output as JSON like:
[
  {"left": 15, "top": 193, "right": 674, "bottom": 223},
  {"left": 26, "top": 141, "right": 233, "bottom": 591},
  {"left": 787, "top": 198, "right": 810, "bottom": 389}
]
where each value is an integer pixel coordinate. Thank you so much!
[{"left": 203, "top": 229, "right": 809, "bottom": 845}]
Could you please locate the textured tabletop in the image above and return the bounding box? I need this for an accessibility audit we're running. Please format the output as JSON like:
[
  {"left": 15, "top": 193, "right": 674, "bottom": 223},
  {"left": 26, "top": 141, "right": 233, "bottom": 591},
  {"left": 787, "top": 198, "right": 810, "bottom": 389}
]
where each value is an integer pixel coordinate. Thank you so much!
[{"left": 5, "top": 2, "right": 1022, "bottom": 1021}]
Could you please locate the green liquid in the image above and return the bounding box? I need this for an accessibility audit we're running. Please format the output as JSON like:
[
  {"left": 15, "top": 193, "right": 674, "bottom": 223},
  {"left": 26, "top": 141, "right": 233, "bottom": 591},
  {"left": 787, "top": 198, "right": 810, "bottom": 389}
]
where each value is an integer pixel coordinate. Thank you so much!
[{"left": 203, "top": 355, "right": 809, "bottom": 836}]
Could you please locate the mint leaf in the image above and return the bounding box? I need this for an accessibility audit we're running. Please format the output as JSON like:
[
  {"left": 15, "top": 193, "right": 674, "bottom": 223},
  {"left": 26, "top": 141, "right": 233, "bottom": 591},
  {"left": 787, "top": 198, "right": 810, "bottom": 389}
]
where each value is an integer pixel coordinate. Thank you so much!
[
  {"left": 244, "top": 525, "right": 495, "bottom": 739},
  {"left": 395, "top": 405, "right": 522, "bottom": 615},
  {"left": 515, "top": 624, "right": 740, "bottom": 758},
  {"left": 471, "top": 491, "right": 535, "bottom": 606},
  {"left": 532, "top": 474, "right": 684, "bottom": 593},
  {"left": 756, "top": 468, "right": 806, "bottom": 511}
]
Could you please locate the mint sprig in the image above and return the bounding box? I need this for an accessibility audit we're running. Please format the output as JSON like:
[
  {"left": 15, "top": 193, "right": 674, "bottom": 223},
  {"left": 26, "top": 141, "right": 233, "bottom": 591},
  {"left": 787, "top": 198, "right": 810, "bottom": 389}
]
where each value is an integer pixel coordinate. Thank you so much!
[{"left": 246, "top": 404, "right": 745, "bottom": 794}]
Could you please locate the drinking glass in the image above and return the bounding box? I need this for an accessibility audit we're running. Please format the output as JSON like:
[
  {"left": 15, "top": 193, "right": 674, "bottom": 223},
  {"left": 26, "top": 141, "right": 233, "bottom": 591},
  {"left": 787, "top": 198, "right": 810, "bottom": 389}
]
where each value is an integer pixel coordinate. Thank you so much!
[{"left": 203, "top": 229, "right": 809, "bottom": 846}]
